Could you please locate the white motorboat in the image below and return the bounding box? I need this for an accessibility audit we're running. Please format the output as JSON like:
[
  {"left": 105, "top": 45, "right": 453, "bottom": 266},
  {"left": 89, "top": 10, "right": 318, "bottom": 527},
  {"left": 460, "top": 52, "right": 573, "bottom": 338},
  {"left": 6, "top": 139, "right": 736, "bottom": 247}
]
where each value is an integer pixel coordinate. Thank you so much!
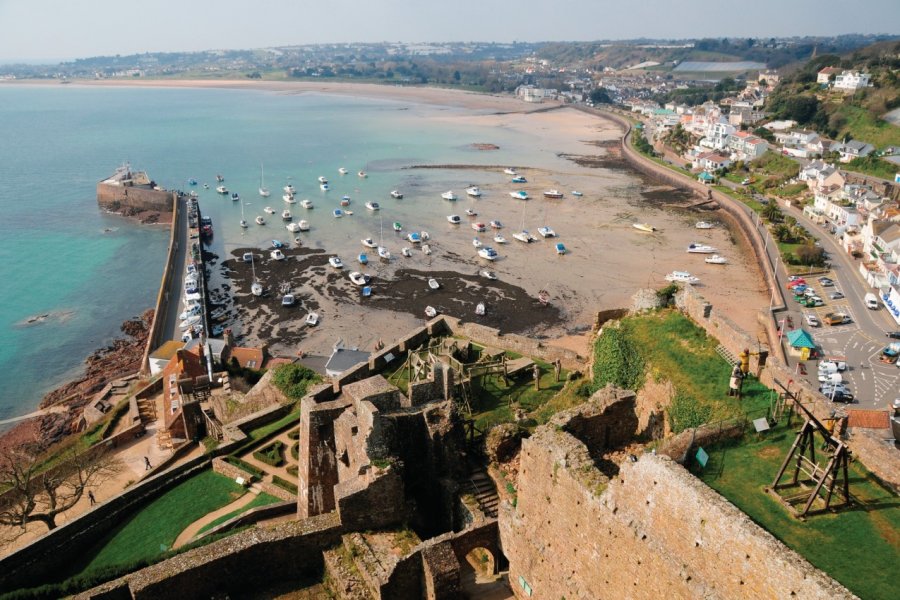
[
  {"left": 466, "top": 186, "right": 482, "bottom": 197},
  {"left": 504, "top": 168, "right": 517, "bottom": 175},
  {"left": 251, "top": 281, "right": 264, "bottom": 296},
  {"left": 401, "top": 247, "right": 412, "bottom": 257},
  {"left": 300, "top": 199, "right": 313, "bottom": 209},
  {"left": 425, "top": 306, "right": 438, "bottom": 318},
  {"left": 270, "top": 249, "right": 285, "bottom": 261},
  {"left": 216, "top": 185, "right": 228, "bottom": 194},
  {"left": 571, "top": 191, "right": 583, "bottom": 197},
  {"left": 282, "top": 209, "right": 292, "bottom": 220},
  {"left": 377, "top": 246, "right": 391, "bottom": 260},
  {"left": 665, "top": 271, "right": 700, "bottom": 284},
  {"left": 447, "top": 214, "right": 461, "bottom": 224},
  {"left": 264, "top": 206, "right": 275, "bottom": 214},
  {"left": 494, "top": 234, "right": 507, "bottom": 244},
  {"left": 480, "top": 269, "right": 498, "bottom": 280},
  {"left": 428, "top": 278, "right": 440, "bottom": 290},
  {"left": 349, "top": 271, "right": 367, "bottom": 286},
  {"left": 286, "top": 222, "right": 301, "bottom": 233},
  {"left": 365, "top": 201, "right": 380, "bottom": 211},
  {"left": 687, "top": 243, "right": 717, "bottom": 254},
  {"left": 475, "top": 302, "right": 486, "bottom": 316},
  {"left": 478, "top": 247, "right": 499, "bottom": 261},
  {"left": 513, "top": 231, "right": 534, "bottom": 243},
  {"left": 358, "top": 171, "right": 367, "bottom": 178},
  {"left": 281, "top": 293, "right": 295, "bottom": 306},
  {"left": 255, "top": 216, "right": 266, "bottom": 226},
  {"left": 305, "top": 312, "right": 319, "bottom": 326},
  {"left": 705, "top": 254, "right": 728, "bottom": 264},
  {"left": 298, "top": 220, "right": 310, "bottom": 231},
  {"left": 239, "top": 198, "right": 249, "bottom": 228},
  {"left": 472, "top": 238, "right": 482, "bottom": 248},
  {"left": 284, "top": 184, "right": 296, "bottom": 194},
  {"left": 231, "top": 192, "right": 240, "bottom": 202},
  {"left": 180, "top": 315, "right": 201, "bottom": 330},
  {"left": 329, "top": 256, "right": 343, "bottom": 269},
  {"left": 472, "top": 222, "right": 486, "bottom": 232},
  {"left": 537, "top": 226, "right": 556, "bottom": 238},
  {"left": 696, "top": 221, "right": 714, "bottom": 229},
  {"left": 259, "top": 164, "right": 270, "bottom": 197},
  {"left": 362, "top": 237, "right": 378, "bottom": 248},
  {"left": 242, "top": 252, "right": 254, "bottom": 263},
  {"left": 490, "top": 220, "right": 503, "bottom": 229},
  {"left": 422, "top": 244, "right": 432, "bottom": 255},
  {"left": 283, "top": 193, "right": 296, "bottom": 203},
  {"left": 179, "top": 306, "right": 201, "bottom": 320},
  {"left": 543, "top": 190, "right": 564, "bottom": 199},
  {"left": 632, "top": 223, "right": 655, "bottom": 233},
  {"left": 420, "top": 231, "right": 430, "bottom": 241},
  {"left": 390, "top": 190, "right": 403, "bottom": 199},
  {"left": 509, "top": 191, "right": 529, "bottom": 200},
  {"left": 465, "top": 208, "right": 478, "bottom": 217},
  {"left": 318, "top": 176, "right": 328, "bottom": 184},
  {"left": 339, "top": 167, "right": 348, "bottom": 175},
  {"left": 441, "top": 190, "right": 458, "bottom": 201},
  {"left": 320, "top": 183, "right": 330, "bottom": 191}
]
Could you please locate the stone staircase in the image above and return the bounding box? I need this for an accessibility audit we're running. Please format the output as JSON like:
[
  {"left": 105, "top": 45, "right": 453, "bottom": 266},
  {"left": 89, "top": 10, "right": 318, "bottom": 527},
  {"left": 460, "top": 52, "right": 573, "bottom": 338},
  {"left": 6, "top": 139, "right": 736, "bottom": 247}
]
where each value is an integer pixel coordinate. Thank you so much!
[
  {"left": 157, "top": 429, "right": 174, "bottom": 451},
  {"left": 322, "top": 534, "right": 378, "bottom": 600},
  {"left": 137, "top": 397, "right": 157, "bottom": 423},
  {"left": 464, "top": 468, "right": 499, "bottom": 518}
]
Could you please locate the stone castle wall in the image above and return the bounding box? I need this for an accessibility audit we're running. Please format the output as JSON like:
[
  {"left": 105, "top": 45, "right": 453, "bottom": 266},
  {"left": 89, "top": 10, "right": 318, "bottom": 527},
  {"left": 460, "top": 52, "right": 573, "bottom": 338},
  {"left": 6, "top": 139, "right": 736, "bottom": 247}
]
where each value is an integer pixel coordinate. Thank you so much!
[
  {"left": 97, "top": 181, "right": 176, "bottom": 213},
  {"left": 500, "top": 425, "right": 855, "bottom": 600}
]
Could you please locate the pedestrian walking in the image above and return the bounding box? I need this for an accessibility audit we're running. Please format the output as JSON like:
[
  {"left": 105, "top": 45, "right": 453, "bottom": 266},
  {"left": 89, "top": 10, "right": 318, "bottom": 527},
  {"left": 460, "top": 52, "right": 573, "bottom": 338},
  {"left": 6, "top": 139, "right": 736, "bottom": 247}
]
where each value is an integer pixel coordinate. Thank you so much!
[
  {"left": 144, "top": 456, "right": 152, "bottom": 470},
  {"left": 88, "top": 491, "right": 96, "bottom": 506}
]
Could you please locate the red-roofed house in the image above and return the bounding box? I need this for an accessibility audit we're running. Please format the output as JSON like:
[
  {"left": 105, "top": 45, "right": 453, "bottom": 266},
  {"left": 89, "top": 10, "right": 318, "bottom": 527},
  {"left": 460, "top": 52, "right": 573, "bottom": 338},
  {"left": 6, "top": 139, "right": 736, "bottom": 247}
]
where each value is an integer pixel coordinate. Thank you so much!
[
  {"left": 817, "top": 66, "right": 841, "bottom": 84},
  {"left": 692, "top": 151, "right": 732, "bottom": 172}
]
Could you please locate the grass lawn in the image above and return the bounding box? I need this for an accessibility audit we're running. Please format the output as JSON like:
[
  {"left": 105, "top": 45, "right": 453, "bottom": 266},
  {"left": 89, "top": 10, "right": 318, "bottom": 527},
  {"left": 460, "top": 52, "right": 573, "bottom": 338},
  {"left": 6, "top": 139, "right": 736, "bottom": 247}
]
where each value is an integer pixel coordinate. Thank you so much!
[
  {"left": 79, "top": 470, "right": 245, "bottom": 573},
  {"left": 834, "top": 104, "right": 900, "bottom": 149},
  {"left": 694, "top": 426, "right": 900, "bottom": 600},
  {"left": 196, "top": 492, "right": 282, "bottom": 535},
  {"left": 246, "top": 408, "right": 301, "bottom": 442}
]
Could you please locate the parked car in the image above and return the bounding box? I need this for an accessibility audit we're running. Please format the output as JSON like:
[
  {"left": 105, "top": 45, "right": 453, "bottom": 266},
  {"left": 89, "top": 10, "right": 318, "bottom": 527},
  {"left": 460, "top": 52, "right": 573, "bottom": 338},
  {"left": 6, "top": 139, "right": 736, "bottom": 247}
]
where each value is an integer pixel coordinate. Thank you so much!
[
  {"left": 888, "top": 331, "right": 900, "bottom": 340},
  {"left": 788, "top": 275, "right": 804, "bottom": 282},
  {"left": 819, "top": 382, "right": 851, "bottom": 396},
  {"left": 824, "top": 313, "right": 851, "bottom": 325},
  {"left": 829, "top": 291, "right": 845, "bottom": 300},
  {"left": 805, "top": 314, "right": 821, "bottom": 327},
  {"left": 819, "top": 360, "right": 847, "bottom": 372},
  {"left": 818, "top": 277, "right": 834, "bottom": 287},
  {"left": 830, "top": 391, "right": 855, "bottom": 404},
  {"left": 817, "top": 371, "right": 843, "bottom": 383},
  {"left": 802, "top": 297, "right": 824, "bottom": 308}
]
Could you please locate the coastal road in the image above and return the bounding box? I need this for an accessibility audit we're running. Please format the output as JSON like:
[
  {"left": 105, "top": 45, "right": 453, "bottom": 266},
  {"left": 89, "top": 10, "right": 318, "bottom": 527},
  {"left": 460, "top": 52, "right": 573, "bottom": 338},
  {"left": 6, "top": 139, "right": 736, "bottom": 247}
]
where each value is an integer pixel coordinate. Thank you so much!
[{"left": 161, "top": 198, "right": 189, "bottom": 344}]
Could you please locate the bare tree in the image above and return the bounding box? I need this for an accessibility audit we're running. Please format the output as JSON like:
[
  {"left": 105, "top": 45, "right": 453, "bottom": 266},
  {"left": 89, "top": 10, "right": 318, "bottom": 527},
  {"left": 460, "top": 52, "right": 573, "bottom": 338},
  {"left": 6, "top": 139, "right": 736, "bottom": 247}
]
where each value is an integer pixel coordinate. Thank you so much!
[{"left": 0, "top": 441, "right": 122, "bottom": 539}]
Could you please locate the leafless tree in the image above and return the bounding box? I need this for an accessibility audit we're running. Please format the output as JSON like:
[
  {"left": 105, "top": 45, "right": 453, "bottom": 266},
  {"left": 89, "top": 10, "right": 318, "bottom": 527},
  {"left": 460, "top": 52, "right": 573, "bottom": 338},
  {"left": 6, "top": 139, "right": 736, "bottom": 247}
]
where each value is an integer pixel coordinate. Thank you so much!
[{"left": 0, "top": 441, "right": 122, "bottom": 539}]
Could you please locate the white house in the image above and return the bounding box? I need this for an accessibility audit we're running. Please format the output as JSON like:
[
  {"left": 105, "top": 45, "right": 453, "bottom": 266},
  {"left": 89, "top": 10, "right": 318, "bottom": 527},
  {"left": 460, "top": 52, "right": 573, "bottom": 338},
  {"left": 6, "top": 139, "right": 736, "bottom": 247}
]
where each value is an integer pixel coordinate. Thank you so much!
[
  {"left": 835, "top": 140, "right": 875, "bottom": 163},
  {"left": 726, "top": 131, "right": 769, "bottom": 161},
  {"left": 699, "top": 121, "right": 736, "bottom": 151},
  {"left": 833, "top": 70, "right": 871, "bottom": 92},
  {"left": 693, "top": 151, "right": 732, "bottom": 172}
]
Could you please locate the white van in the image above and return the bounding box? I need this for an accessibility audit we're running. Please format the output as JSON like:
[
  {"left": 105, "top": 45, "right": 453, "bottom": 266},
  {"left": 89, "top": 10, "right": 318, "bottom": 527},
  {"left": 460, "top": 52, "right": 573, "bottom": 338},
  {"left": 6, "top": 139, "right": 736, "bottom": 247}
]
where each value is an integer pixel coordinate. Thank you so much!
[{"left": 864, "top": 293, "right": 879, "bottom": 310}]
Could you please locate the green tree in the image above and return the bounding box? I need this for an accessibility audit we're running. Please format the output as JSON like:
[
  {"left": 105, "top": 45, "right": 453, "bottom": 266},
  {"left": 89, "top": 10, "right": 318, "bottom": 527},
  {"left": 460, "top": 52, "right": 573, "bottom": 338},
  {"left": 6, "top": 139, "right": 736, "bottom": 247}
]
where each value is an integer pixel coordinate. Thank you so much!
[
  {"left": 590, "top": 87, "right": 613, "bottom": 104},
  {"left": 761, "top": 202, "right": 784, "bottom": 223}
]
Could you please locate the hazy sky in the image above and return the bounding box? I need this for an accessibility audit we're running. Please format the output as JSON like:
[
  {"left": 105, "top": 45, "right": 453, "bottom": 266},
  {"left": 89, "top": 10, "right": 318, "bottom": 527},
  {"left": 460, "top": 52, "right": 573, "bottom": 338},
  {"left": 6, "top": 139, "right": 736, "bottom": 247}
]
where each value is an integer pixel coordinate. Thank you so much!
[{"left": 1, "top": 0, "right": 898, "bottom": 62}]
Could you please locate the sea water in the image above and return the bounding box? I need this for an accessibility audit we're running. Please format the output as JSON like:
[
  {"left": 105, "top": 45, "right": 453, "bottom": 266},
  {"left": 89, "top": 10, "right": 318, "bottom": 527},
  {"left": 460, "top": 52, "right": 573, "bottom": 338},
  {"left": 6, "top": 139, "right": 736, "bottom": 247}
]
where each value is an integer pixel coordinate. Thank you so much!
[{"left": 0, "top": 84, "right": 585, "bottom": 423}]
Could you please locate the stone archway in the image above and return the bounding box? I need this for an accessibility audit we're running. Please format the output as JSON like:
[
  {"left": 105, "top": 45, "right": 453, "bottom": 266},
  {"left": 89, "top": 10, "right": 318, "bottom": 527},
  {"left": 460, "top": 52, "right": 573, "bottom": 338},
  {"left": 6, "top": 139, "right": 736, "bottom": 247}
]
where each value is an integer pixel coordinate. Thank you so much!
[{"left": 465, "top": 546, "right": 496, "bottom": 578}]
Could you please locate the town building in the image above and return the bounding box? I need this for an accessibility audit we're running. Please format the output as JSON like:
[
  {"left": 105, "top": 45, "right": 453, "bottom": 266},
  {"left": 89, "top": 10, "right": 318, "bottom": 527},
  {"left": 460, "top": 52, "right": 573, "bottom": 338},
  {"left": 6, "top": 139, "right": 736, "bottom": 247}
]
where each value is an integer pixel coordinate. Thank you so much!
[{"left": 833, "top": 70, "right": 871, "bottom": 92}]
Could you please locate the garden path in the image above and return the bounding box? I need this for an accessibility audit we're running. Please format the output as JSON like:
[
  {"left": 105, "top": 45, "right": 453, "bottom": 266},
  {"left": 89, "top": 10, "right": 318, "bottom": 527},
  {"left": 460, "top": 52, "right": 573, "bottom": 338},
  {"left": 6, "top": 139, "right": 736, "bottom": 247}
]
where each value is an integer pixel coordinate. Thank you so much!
[{"left": 172, "top": 489, "right": 257, "bottom": 549}]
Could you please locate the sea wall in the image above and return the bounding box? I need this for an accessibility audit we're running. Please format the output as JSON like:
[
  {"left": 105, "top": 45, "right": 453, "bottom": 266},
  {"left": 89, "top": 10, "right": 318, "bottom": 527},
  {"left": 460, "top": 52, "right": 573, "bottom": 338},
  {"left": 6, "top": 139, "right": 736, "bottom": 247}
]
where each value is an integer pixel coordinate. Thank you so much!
[{"left": 96, "top": 181, "right": 175, "bottom": 214}]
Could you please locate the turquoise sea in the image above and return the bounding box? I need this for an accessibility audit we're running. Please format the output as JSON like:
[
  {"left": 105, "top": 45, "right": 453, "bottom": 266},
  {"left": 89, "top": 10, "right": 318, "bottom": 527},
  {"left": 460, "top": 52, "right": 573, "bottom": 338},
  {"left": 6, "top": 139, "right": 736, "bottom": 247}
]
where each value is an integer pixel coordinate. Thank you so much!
[{"left": 0, "top": 84, "right": 577, "bottom": 423}]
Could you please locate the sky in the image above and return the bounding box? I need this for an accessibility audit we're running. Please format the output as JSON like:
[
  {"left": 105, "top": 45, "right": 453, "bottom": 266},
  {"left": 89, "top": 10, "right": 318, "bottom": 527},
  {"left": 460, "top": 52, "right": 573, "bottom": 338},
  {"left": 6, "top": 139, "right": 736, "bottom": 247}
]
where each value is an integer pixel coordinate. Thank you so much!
[{"left": 1, "top": 0, "right": 898, "bottom": 63}]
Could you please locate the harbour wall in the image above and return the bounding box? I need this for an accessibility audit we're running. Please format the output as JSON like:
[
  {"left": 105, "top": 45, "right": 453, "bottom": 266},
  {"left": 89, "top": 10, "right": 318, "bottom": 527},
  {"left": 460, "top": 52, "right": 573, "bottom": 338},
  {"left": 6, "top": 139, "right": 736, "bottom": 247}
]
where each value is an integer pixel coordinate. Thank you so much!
[{"left": 96, "top": 181, "right": 175, "bottom": 214}]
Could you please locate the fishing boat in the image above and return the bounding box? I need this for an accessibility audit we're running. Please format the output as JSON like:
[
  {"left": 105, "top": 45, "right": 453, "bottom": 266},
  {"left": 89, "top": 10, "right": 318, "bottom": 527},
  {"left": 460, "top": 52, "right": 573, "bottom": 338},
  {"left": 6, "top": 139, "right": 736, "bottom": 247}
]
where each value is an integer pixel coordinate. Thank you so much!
[
  {"left": 478, "top": 247, "right": 498, "bottom": 260},
  {"left": 365, "top": 201, "right": 380, "bottom": 211},
  {"left": 425, "top": 306, "right": 438, "bottom": 318},
  {"left": 490, "top": 220, "right": 503, "bottom": 229},
  {"left": 378, "top": 246, "right": 391, "bottom": 260},
  {"left": 329, "top": 256, "right": 344, "bottom": 269},
  {"left": 216, "top": 174, "right": 225, "bottom": 182},
  {"left": 333, "top": 208, "right": 344, "bottom": 218},
  {"left": 255, "top": 216, "right": 266, "bottom": 226},
  {"left": 283, "top": 193, "right": 297, "bottom": 203},
  {"left": 393, "top": 222, "right": 402, "bottom": 232},
  {"left": 543, "top": 190, "right": 564, "bottom": 199},
  {"left": 465, "top": 208, "right": 478, "bottom": 217},
  {"left": 286, "top": 222, "right": 301, "bottom": 233},
  {"left": 358, "top": 171, "right": 367, "bottom": 178},
  {"left": 695, "top": 221, "right": 714, "bottom": 229},
  {"left": 320, "top": 183, "right": 330, "bottom": 191},
  {"left": 361, "top": 237, "right": 378, "bottom": 248},
  {"left": 555, "top": 242, "right": 567, "bottom": 255},
  {"left": 511, "top": 176, "right": 527, "bottom": 184},
  {"left": 281, "top": 294, "right": 295, "bottom": 307},
  {"left": 216, "top": 185, "right": 228, "bottom": 194},
  {"left": 632, "top": 223, "right": 655, "bottom": 233},
  {"left": 665, "top": 271, "right": 700, "bottom": 284},
  {"left": 282, "top": 209, "right": 292, "bottom": 220},
  {"left": 472, "top": 238, "right": 482, "bottom": 248},
  {"left": 284, "top": 184, "right": 295, "bottom": 194},
  {"left": 231, "top": 192, "right": 240, "bottom": 201},
  {"left": 242, "top": 252, "right": 254, "bottom": 263},
  {"left": 441, "top": 190, "right": 458, "bottom": 201},
  {"left": 466, "top": 186, "right": 482, "bottom": 197},
  {"left": 391, "top": 190, "right": 403, "bottom": 199},
  {"left": 571, "top": 191, "right": 583, "bottom": 197},
  {"left": 305, "top": 312, "right": 319, "bottom": 326},
  {"left": 480, "top": 269, "right": 498, "bottom": 280},
  {"left": 318, "top": 176, "right": 328, "bottom": 184},
  {"left": 494, "top": 234, "right": 507, "bottom": 244},
  {"left": 687, "top": 243, "right": 717, "bottom": 254},
  {"left": 358, "top": 253, "right": 368, "bottom": 265},
  {"left": 341, "top": 196, "right": 351, "bottom": 206},
  {"left": 270, "top": 249, "right": 285, "bottom": 261},
  {"left": 705, "top": 255, "right": 728, "bottom": 264},
  {"left": 504, "top": 168, "right": 517, "bottom": 175},
  {"left": 537, "top": 226, "right": 556, "bottom": 238},
  {"left": 264, "top": 206, "right": 275, "bottom": 214},
  {"left": 298, "top": 220, "right": 310, "bottom": 231},
  {"left": 300, "top": 199, "right": 313, "bottom": 209},
  {"left": 188, "top": 178, "right": 198, "bottom": 186},
  {"left": 259, "top": 165, "right": 270, "bottom": 197},
  {"left": 513, "top": 231, "right": 534, "bottom": 243},
  {"left": 401, "top": 247, "right": 412, "bottom": 257},
  {"left": 475, "top": 302, "right": 486, "bottom": 316},
  {"left": 472, "top": 222, "right": 486, "bottom": 232},
  {"left": 422, "top": 244, "right": 432, "bottom": 255},
  {"left": 339, "top": 167, "right": 348, "bottom": 175},
  {"left": 509, "top": 191, "right": 529, "bottom": 200},
  {"left": 447, "top": 215, "right": 461, "bottom": 225},
  {"left": 428, "top": 278, "right": 440, "bottom": 290},
  {"left": 349, "top": 271, "right": 368, "bottom": 286}
]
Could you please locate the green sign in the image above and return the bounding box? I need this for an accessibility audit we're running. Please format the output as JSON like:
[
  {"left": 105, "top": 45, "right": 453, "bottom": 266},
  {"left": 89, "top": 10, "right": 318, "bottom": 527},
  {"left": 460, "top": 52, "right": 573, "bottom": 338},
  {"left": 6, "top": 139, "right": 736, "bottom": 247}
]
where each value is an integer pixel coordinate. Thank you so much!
[
  {"left": 518, "top": 575, "right": 533, "bottom": 596},
  {"left": 696, "top": 447, "right": 709, "bottom": 467}
]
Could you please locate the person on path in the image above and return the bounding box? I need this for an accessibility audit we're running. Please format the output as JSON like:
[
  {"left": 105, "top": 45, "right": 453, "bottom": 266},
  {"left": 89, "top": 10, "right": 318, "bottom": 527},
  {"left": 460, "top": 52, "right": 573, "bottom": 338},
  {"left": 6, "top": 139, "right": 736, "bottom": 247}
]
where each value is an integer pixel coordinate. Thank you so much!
[
  {"left": 144, "top": 456, "right": 152, "bottom": 470},
  {"left": 88, "top": 490, "right": 96, "bottom": 506}
]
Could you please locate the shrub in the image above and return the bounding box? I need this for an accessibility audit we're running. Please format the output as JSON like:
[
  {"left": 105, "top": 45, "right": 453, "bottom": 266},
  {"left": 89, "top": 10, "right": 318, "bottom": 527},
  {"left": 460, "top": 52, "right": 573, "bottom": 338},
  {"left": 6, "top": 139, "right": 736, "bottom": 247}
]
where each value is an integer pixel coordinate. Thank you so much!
[
  {"left": 224, "top": 456, "right": 263, "bottom": 479},
  {"left": 272, "top": 364, "right": 321, "bottom": 400},
  {"left": 290, "top": 441, "right": 299, "bottom": 461},
  {"left": 592, "top": 326, "right": 645, "bottom": 391},
  {"left": 272, "top": 475, "right": 298, "bottom": 494},
  {"left": 252, "top": 441, "right": 285, "bottom": 467},
  {"left": 286, "top": 465, "right": 298, "bottom": 477},
  {"left": 668, "top": 393, "right": 713, "bottom": 434}
]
